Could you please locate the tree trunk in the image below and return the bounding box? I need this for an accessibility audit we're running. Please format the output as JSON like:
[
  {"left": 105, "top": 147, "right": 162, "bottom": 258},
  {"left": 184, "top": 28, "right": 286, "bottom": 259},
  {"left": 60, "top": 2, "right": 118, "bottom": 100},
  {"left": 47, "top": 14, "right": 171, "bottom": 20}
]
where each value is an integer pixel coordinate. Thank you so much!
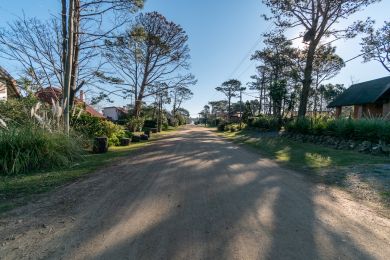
[
  {"left": 63, "top": 0, "right": 75, "bottom": 134},
  {"left": 298, "top": 42, "right": 316, "bottom": 117},
  {"left": 61, "top": 0, "right": 67, "bottom": 86},
  {"left": 69, "top": 0, "right": 80, "bottom": 108},
  {"left": 228, "top": 95, "right": 231, "bottom": 122}
]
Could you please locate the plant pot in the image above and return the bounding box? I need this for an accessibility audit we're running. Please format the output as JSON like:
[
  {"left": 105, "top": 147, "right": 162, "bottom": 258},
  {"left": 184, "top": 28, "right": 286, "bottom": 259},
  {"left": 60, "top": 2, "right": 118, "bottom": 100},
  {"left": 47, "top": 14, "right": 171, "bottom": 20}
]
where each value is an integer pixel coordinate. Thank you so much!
[
  {"left": 93, "top": 137, "right": 108, "bottom": 153},
  {"left": 140, "top": 134, "right": 149, "bottom": 141},
  {"left": 131, "top": 135, "right": 141, "bottom": 143},
  {"left": 144, "top": 129, "right": 151, "bottom": 138},
  {"left": 120, "top": 138, "right": 131, "bottom": 146}
]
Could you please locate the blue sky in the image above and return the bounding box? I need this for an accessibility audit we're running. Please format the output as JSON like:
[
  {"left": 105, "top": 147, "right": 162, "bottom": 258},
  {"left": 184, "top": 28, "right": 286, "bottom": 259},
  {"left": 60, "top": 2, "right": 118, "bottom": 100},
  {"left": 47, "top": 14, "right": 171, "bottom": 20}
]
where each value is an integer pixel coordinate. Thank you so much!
[{"left": 0, "top": 0, "right": 389, "bottom": 117}]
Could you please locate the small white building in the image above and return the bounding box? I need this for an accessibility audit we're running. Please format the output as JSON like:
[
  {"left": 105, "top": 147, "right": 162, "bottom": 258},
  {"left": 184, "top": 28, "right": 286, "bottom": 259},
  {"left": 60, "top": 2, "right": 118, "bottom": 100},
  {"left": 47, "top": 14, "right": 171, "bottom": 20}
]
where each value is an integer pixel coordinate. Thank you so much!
[
  {"left": 102, "top": 106, "right": 128, "bottom": 121},
  {"left": 0, "top": 66, "right": 20, "bottom": 101}
]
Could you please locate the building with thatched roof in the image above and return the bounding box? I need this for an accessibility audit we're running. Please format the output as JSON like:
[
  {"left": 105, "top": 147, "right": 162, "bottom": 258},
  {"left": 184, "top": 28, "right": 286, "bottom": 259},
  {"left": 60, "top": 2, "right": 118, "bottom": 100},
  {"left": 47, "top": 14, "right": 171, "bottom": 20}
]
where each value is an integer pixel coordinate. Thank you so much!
[
  {"left": 328, "top": 76, "right": 390, "bottom": 119},
  {"left": 0, "top": 66, "right": 20, "bottom": 101}
]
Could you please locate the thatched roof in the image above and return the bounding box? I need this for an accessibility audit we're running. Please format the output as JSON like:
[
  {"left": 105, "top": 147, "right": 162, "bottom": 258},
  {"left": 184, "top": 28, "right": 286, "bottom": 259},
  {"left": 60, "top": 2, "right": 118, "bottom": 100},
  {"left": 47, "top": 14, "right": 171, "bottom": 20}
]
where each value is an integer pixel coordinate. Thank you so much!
[{"left": 328, "top": 76, "right": 390, "bottom": 108}]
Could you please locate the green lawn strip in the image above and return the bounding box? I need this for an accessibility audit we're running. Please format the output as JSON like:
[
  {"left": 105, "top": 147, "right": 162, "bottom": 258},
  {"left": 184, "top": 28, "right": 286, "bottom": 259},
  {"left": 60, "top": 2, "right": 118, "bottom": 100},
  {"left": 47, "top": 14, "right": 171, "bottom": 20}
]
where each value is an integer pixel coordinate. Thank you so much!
[
  {"left": 0, "top": 129, "right": 177, "bottom": 213},
  {"left": 221, "top": 130, "right": 390, "bottom": 170},
  {"left": 219, "top": 130, "right": 390, "bottom": 205}
]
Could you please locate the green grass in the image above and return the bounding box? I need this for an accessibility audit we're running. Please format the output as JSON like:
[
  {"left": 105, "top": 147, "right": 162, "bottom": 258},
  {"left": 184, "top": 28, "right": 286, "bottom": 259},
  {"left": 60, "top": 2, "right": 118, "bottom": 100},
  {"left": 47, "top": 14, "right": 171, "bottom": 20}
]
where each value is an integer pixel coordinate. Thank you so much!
[
  {"left": 0, "top": 130, "right": 176, "bottom": 213},
  {"left": 220, "top": 130, "right": 390, "bottom": 206},
  {"left": 221, "top": 130, "right": 390, "bottom": 171}
]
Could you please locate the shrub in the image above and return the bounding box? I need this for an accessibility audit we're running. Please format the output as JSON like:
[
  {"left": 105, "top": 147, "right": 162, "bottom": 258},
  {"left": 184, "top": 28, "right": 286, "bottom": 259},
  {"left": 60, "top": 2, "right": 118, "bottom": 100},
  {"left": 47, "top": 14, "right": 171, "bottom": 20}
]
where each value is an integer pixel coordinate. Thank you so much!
[
  {"left": 248, "top": 115, "right": 283, "bottom": 131},
  {"left": 286, "top": 117, "right": 390, "bottom": 143},
  {"left": 0, "top": 96, "right": 38, "bottom": 126},
  {"left": 144, "top": 119, "right": 157, "bottom": 128},
  {"left": 127, "top": 117, "right": 145, "bottom": 132},
  {"left": 0, "top": 126, "right": 83, "bottom": 175},
  {"left": 217, "top": 121, "right": 227, "bottom": 132},
  {"left": 72, "top": 114, "right": 125, "bottom": 146}
]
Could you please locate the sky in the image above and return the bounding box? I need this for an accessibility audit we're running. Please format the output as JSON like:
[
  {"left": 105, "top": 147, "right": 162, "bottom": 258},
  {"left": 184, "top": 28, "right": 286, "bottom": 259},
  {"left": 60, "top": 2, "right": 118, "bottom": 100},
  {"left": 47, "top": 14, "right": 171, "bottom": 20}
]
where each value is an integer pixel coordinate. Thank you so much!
[{"left": 0, "top": 0, "right": 389, "bottom": 117}]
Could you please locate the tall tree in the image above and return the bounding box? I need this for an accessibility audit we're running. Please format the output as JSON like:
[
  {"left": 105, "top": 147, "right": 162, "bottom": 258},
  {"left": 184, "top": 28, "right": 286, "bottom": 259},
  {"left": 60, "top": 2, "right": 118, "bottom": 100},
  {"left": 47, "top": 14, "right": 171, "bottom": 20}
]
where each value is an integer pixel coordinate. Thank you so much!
[
  {"left": 361, "top": 21, "right": 390, "bottom": 73},
  {"left": 215, "top": 79, "right": 242, "bottom": 121},
  {"left": 103, "top": 12, "right": 195, "bottom": 118},
  {"left": 252, "top": 33, "right": 295, "bottom": 117},
  {"left": 171, "top": 85, "right": 194, "bottom": 123},
  {"left": 263, "top": 0, "right": 379, "bottom": 116}
]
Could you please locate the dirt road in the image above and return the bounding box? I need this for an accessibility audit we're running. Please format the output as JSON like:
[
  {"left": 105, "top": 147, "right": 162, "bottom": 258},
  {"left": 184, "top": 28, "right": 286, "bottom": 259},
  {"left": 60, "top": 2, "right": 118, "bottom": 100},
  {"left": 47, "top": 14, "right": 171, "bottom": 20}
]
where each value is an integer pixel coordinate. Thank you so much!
[{"left": 1, "top": 127, "right": 389, "bottom": 259}]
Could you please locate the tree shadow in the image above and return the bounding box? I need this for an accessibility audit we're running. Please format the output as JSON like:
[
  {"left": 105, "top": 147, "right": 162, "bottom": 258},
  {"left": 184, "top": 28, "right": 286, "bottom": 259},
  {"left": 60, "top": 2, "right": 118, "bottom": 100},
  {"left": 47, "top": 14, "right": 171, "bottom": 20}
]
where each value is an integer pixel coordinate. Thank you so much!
[{"left": 13, "top": 128, "right": 380, "bottom": 259}]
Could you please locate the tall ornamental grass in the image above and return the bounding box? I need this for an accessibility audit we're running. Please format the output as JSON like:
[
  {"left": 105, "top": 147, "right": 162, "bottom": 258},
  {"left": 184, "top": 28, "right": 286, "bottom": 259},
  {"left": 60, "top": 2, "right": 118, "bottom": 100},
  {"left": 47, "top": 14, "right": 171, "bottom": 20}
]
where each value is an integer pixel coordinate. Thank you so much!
[
  {"left": 286, "top": 117, "right": 390, "bottom": 143},
  {"left": 0, "top": 126, "right": 84, "bottom": 175}
]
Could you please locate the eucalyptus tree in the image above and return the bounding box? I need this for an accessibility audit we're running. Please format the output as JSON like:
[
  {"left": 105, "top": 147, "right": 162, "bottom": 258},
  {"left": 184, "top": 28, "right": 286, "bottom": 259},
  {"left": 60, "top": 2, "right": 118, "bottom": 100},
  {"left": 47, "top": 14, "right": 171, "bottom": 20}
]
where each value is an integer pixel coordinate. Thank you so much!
[
  {"left": 361, "top": 21, "right": 390, "bottom": 73},
  {"left": 103, "top": 12, "right": 195, "bottom": 118},
  {"left": 216, "top": 79, "right": 242, "bottom": 121},
  {"left": 263, "top": 0, "right": 379, "bottom": 116}
]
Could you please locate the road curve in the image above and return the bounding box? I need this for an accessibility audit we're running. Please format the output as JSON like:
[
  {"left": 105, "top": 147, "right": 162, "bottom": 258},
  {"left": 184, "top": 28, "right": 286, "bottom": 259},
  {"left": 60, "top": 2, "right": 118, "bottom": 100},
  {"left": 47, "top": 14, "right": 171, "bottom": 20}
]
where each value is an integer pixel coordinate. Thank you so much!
[{"left": 0, "top": 126, "right": 389, "bottom": 259}]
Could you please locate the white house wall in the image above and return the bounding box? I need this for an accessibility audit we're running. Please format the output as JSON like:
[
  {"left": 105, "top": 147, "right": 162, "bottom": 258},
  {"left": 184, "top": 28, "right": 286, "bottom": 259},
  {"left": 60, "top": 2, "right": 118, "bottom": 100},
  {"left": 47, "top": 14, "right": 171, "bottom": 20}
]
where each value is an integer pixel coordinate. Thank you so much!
[
  {"left": 103, "top": 107, "right": 120, "bottom": 121},
  {"left": 0, "top": 82, "right": 7, "bottom": 101}
]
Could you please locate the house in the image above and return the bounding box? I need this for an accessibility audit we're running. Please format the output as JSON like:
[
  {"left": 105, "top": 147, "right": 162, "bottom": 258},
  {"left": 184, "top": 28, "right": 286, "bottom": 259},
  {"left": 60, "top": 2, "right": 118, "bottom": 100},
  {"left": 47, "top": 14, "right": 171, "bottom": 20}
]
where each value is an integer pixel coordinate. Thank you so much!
[
  {"left": 102, "top": 106, "right": 128, "bottom": 122},
  {"left": 328, "top": 76, "right": 390, "bottom": 119},
  {"left": 35, "top": 87, "right": 104, "bottom": 118},
  {"left": 0, "top": 66, "right": 20, "bottom": 101}
]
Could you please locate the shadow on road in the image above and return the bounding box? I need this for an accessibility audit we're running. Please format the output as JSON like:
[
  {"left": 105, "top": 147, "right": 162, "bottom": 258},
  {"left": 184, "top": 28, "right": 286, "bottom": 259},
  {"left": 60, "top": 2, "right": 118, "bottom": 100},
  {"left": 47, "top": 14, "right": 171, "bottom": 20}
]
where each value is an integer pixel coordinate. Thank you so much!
[{"left": 4, "top": 127, "right": 382, "bottom": 259}]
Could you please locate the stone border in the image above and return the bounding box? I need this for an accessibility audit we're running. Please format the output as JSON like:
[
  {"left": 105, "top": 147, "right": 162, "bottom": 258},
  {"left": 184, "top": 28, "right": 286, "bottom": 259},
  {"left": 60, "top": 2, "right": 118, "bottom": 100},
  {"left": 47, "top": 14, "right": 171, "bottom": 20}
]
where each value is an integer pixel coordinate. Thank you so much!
[{"left": 282, "top": 132, "right": 390, "bottom": 156}]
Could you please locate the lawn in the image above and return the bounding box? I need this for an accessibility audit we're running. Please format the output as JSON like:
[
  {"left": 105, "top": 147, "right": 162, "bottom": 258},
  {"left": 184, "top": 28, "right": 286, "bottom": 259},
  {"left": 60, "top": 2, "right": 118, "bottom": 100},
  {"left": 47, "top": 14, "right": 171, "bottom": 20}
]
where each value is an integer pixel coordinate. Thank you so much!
[
  {"left": 220, "top": 129, "right": 390, "bottom": 206},
  {"left": 0, "top": 129, "right": 177, "bottom": 213}
]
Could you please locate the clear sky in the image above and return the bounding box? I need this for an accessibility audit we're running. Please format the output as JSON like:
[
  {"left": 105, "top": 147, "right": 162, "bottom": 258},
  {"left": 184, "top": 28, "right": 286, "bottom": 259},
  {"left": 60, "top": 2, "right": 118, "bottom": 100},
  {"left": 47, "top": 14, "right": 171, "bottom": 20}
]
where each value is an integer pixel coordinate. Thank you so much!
[{"left": 0, "top": 0, "right": 389, "bottom": 117}]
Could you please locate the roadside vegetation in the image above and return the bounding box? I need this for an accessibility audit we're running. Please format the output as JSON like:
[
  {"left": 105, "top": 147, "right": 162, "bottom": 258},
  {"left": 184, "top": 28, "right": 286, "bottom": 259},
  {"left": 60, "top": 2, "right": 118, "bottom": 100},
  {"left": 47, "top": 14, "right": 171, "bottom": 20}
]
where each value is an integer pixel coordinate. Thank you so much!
[
  {"left": 0, "top": 0, "right": 194, "bottom": 189},
  {"left": 0, "top": 125, "right": 178, "bottom": 213},
  {"left": 220, "top": 128, "right": 390, "bottom": 206}
]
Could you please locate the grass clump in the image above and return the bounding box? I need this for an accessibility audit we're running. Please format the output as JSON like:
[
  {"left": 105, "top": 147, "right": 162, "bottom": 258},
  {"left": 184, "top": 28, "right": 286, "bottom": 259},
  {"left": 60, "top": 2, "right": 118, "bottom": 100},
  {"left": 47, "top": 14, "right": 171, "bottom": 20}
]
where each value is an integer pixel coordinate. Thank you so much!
[{"left": 0, "top": 126, "right": 83, "bottom": 175}]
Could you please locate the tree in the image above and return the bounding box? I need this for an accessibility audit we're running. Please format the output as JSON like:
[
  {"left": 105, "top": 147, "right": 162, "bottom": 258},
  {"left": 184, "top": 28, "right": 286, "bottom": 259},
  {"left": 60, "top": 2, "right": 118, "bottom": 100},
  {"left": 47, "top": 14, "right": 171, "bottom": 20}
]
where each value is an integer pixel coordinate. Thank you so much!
[
  {"left": 0, "top": 0, "right": 144, "bottom": 133},
  {"left": 361, "top": 21, "right": 390, "bottom": 72},
  {"left": 103, "top": 12, "right": 195, "bottom": 118},
  {"left": 251, "top": 33, "right": 295, "bottom": 117},
  {"left": 248, "top": 66, "right": 269, "bottom": 115},
  {"left": 263, "top": 0, "right": 379, "bottom": 116},
  {"left": 242, "top": 101, "right": 253, "bottom": 123},
  {"left": 312, "top": 45, "right": 344, "bottom": 113},
  {"left": 320, "top": 83, "right": 345, "bottom": 108},
  {"left": 202, "top": 105, "right": 211, "bottom": 126},
  {"left": 293, "top": 44, "right": 345, "bottom": 113},
  {"left": 171, "top": 85, "right": 194, "bottom": 125},
  {"left": 215, "top": 79, "right": 242, "bottom": 121}
]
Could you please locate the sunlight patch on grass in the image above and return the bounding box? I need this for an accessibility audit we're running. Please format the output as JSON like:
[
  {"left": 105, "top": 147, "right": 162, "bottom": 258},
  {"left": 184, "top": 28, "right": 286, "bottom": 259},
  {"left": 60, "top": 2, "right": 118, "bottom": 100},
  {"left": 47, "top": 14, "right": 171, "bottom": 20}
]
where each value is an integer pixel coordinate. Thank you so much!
[
  {"left": 304, "top": 153, "right": 332, "bottom": 168},
  {"left": 275, "top": 147, "right": 291, "bottom": 162}
]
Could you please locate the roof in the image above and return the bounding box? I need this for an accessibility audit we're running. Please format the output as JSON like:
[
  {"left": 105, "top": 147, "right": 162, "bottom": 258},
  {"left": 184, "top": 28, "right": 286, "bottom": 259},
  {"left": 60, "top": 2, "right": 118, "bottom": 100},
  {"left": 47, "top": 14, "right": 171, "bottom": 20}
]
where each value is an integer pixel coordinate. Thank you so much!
[
  {"left": 0, "top": 66, "right": 20, "bottom": 98},
  {"left": 36, "top": 87, "right": 104, "bottom": 118},
  {"left": 35, "top": 87, "right": 62, "bottom": 104},
  {"left": 85, "top": 105, "right": 105, "bottom": 118},
  {"left": 103, "top": 106, "right": 128, "bottom": 114},
  {"left": 328, "top": 76, "right": 390, "bottom": 108}
]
